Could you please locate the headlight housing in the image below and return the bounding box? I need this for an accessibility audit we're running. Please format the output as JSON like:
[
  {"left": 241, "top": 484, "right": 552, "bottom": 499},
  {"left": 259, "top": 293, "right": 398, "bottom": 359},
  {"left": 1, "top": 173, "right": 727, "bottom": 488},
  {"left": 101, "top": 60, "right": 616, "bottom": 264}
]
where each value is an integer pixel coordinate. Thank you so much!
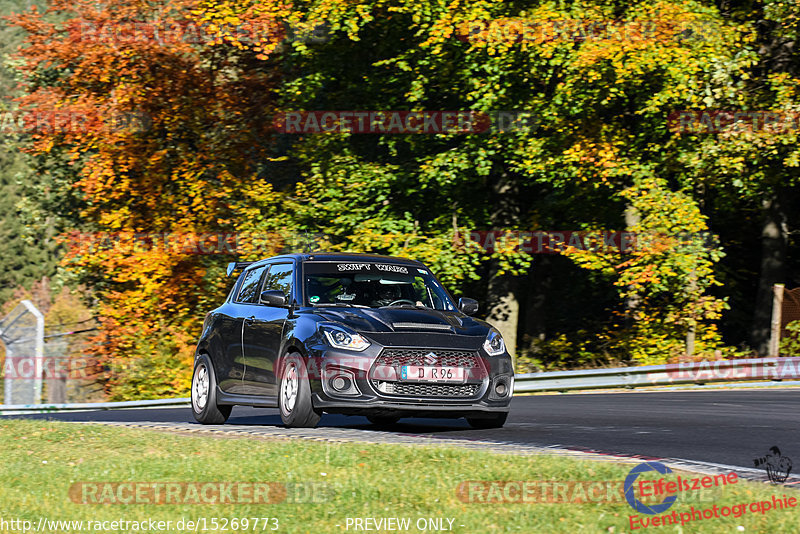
[
  {"left": 320, "top": 324, "right": 370, "bottom": 352},
  {"left": 483, "top": 328, "right": 506, "bottom": 356}
]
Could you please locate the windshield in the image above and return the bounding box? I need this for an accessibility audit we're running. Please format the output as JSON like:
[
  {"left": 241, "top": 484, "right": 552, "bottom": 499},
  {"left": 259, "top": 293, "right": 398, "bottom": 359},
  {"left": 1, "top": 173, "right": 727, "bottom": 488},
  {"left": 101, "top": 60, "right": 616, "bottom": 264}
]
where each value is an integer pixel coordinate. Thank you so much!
[{"left": 303, "top": 261, "right": 457, "bottom": 311}]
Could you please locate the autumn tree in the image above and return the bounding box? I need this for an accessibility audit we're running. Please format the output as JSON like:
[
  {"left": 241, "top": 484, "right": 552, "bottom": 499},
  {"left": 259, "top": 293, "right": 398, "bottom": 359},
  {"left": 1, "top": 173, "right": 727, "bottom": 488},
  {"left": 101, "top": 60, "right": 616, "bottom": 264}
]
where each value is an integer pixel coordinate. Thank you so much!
[{"left": 10, "top": 0, "right": 293, "bottom": 397}]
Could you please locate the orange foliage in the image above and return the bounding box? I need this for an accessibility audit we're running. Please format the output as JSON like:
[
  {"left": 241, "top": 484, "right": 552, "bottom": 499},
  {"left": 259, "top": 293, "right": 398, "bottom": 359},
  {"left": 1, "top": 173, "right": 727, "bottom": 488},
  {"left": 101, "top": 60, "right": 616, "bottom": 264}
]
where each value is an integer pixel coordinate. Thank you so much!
[{"left": 10, "top": 0, "right": 290, "bottom": 397}]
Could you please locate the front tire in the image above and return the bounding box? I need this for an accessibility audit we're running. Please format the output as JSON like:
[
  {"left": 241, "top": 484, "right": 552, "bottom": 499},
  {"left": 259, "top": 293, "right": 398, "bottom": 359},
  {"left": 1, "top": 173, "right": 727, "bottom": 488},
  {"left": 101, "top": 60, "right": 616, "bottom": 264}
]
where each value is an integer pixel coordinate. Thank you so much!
[
  {"left": 278, "top": 353, "right": 321, "bottom": 428},
  {"left": 466, "top": 412, "right": 508, "bottom": 429},
  {"left": 191, "top": 354, "right": 232, "bottom": 424}
]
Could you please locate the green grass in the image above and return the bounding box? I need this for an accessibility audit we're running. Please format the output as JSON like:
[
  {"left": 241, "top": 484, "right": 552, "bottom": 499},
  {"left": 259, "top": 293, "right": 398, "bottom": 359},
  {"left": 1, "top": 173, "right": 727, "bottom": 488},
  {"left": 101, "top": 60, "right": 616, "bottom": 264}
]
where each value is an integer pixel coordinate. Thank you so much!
[{"left": 0, "top": 419, "right": 795, "bottom": 533}]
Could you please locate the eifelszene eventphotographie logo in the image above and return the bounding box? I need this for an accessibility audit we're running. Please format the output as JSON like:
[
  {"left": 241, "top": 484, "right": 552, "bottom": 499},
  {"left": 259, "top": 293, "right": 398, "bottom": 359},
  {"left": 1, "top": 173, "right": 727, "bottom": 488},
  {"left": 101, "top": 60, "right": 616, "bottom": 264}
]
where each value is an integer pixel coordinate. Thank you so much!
[
  {"left": 624, "top": 461, "right": 744, "bottom": 529},
  {"left": 625, "top": 462, "right": 678, "bottom": 515}
]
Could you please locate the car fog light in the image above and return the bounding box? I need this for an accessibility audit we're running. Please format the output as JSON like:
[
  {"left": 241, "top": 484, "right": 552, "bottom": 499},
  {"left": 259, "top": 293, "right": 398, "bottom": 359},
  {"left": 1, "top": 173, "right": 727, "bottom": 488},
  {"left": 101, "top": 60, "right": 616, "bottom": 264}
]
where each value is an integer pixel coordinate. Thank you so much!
[
  {"left": 495, "top": 382, "right": 507, "bottom": 396},
  {"left": 332, "top": 376, "right": 350, "bottom": 391},
  {"left": 322, "top": 366, "right": 361, "bottom": 397}
]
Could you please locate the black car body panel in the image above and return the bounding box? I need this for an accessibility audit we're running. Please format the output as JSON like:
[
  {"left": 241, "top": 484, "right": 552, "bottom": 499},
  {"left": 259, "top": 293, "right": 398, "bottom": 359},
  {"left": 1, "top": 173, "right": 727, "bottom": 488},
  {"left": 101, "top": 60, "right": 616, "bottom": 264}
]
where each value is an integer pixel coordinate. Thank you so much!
[{"left": 194, "top": 253, "right": 514, "bottom": 421}]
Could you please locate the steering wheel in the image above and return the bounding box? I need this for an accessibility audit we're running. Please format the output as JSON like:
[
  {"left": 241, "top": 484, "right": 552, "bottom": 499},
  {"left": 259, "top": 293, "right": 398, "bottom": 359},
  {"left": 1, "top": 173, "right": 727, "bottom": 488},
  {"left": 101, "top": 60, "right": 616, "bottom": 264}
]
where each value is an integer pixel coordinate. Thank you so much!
[{"left": 388, "top": 299, "right": 416, "bottom": 307}]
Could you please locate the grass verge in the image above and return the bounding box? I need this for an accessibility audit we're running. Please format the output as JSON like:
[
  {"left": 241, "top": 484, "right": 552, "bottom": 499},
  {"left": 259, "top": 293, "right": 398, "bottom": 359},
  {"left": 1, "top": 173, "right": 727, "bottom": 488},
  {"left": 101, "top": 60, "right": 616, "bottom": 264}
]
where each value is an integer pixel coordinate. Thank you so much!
[{"left": 0, "top": 419, "right": 794, "bottom": 533}]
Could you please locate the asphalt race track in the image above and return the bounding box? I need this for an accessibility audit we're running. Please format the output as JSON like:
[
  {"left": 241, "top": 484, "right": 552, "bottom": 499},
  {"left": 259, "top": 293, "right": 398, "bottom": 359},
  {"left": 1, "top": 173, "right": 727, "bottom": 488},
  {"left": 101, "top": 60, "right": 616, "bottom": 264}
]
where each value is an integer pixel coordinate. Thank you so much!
[{"left": 6, "top": 389, "right": 799, "bottom": 472}]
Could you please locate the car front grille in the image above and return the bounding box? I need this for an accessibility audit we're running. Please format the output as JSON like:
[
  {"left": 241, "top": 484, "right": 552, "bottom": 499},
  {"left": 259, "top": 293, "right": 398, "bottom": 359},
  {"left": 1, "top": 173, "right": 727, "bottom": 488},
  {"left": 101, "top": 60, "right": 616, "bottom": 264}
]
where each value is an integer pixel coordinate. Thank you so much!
[
  {"left": 373, "top": 380, "right": 481, "bottom": 398},
  {"left": 374, "top": 349, "right": 481, "bottom": 368},
  {"left": 371, "top": 348, "right": 485, "bottom": 398}
]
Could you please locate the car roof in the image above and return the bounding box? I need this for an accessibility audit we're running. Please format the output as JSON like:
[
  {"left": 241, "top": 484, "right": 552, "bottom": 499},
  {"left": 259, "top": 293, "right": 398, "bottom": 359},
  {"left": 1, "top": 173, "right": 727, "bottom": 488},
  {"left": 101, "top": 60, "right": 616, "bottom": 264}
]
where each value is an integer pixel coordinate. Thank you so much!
[{"left": 246, "top": 252, "right": 426, "bottom": 269}]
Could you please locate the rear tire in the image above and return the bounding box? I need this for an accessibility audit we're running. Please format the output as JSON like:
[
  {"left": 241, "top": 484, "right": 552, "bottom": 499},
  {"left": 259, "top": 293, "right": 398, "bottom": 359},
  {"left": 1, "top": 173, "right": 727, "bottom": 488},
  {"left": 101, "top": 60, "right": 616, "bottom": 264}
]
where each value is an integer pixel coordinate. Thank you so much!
[
  {"left": 466, "top": 412, "right": 508, "bottom": 429},
  {"left": 278, "top": 353, "right": 321, "bottom": 428},
  {"left": 191, "top": 354, "right": 232, "bottom": 424}
]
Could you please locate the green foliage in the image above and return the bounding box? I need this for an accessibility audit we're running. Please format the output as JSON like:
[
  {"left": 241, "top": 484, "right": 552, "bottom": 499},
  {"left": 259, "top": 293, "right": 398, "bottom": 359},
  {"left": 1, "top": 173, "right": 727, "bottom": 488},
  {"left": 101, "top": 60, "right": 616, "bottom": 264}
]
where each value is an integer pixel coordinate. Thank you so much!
[
  {"left": 780, "top": 321, "right": 800, "bottom": 357},
  {"left": 103, "top": 329, "right": 193, "bottom": 401},
  {"left": 0, "top": 0, "right": 60, "bottom": 305},
  {"left": 516, "top": 331, "right": 612, "bottom": 373},
  {"left": 561, "top": 176, "right": 729, "bottom": 363},
  {"left": 272, "top": 0, "right": 746, "bottom": 364}
]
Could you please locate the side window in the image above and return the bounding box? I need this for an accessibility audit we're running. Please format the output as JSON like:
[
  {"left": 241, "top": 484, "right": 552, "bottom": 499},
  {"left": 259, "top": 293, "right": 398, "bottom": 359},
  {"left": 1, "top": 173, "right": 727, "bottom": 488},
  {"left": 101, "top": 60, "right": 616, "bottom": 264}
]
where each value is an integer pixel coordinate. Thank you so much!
[
  {"left": 262, "top": 263, "right": 294, "bottom": 301},
  {"left": 236, "top": 266, "right": 267, "bottom": 303}
]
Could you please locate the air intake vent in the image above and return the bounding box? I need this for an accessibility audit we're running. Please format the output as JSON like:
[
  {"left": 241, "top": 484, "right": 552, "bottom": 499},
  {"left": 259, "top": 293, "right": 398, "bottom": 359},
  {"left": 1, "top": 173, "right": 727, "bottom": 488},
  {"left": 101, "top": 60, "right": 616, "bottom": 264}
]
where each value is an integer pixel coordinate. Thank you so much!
[
  {"left": 391, "top": 322, "right": 453, "bottom": 331},
  {"left": 373, "top": 381, "right": 480, "bottom": 397}
]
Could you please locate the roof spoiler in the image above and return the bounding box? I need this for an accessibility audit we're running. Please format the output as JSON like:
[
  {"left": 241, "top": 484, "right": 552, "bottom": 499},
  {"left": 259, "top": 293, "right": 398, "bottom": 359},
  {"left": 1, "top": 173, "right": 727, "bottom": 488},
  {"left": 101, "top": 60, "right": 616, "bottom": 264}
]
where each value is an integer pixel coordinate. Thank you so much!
[{"left": 226, "top": 261, "right": 254, "bottom": 277}]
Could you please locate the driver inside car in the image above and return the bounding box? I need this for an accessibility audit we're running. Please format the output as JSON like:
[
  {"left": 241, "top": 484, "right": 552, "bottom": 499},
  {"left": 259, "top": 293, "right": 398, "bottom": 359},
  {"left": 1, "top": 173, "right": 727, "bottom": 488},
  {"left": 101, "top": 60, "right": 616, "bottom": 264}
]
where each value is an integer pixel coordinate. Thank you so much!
[
  {"left": 370, "top": 283, "right": 426, "bottom": 307},
  {"left": 370, "top": 283, "right": 402, "bottom": 307}
]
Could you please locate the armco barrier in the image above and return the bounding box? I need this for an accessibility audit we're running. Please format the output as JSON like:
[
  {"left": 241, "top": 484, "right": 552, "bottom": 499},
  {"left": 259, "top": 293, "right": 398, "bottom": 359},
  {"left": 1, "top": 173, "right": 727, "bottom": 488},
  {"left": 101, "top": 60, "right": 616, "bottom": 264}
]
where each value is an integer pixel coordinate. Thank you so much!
[
  {"left": 2, "top": 358, "right": 800, "bottom": 413},
  {"left": 0, "top": 397, "right": 190, "bottom": 415},
  {"left": 513, "top": 357, "right": 800, "bottom": 393}
]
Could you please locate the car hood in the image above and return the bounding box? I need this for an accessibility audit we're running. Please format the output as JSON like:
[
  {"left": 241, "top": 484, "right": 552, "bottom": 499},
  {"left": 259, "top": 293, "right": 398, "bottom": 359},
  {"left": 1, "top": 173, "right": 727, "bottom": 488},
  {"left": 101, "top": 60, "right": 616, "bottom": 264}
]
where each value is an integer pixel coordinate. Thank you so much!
[{"left": 306, "top": 307, "right": 489, "bottom": 336}]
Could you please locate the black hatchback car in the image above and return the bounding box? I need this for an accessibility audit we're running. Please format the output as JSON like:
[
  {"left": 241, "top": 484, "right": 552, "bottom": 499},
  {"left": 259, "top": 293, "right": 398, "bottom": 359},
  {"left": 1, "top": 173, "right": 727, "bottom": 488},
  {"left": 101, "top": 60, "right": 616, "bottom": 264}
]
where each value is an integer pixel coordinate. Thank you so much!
[{"left": 191, "top": 253, "right": 514, "bottom": 428}]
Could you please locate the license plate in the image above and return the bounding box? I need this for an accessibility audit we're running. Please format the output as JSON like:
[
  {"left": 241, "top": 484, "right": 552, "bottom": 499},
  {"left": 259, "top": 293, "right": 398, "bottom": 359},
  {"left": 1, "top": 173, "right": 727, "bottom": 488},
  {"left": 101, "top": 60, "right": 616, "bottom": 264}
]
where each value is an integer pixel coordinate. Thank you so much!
[{"left": 400, "top": 365, "right": 466, "bottom": 383}]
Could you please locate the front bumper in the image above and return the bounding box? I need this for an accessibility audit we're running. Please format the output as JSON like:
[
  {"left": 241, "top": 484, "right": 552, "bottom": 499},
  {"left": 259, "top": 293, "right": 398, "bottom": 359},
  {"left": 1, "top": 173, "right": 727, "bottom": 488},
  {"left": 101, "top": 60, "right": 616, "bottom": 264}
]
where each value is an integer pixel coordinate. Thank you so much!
[{"left": 305, "top": 333, "right": 514, "bottom": 417}]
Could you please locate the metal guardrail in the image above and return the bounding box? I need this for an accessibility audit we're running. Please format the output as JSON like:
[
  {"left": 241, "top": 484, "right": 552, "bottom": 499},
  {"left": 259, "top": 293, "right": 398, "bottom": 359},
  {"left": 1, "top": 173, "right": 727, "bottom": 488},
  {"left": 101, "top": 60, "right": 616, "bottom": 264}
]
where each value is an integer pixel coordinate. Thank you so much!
[
  {"left": 0, "top": 397, "right": 190, "bottom": 415},
  {"left": 2, "top": 357, "right": 799, "bottom": 413},
  {"left": 513, "top": 357, "right": 800, "bottom": 393}
]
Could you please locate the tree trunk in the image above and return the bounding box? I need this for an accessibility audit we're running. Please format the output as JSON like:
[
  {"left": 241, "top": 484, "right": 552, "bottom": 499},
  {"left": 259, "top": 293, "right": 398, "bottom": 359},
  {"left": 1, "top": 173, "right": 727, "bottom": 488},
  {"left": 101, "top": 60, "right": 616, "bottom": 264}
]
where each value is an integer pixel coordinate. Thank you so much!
[
  {"left": 624, "top": 203, "right": 641, "bottom": 324},
  {"left": 485, "top": 172, "right": 522, "bottom": 362},
  {"left": 486, "top": 272, "right": 520, "bottom": 361},
  {"left": 522, "top": 255, "right": 551, "bottom": 344},
  {"left": 47, "top": 376, "right": 67, "bottom": 404},
  {"left": 685, "top": 268, "right": 697, "bottom": 358},
  {"left": 751, "top": 195, "right": 787, "bottom": 356}
]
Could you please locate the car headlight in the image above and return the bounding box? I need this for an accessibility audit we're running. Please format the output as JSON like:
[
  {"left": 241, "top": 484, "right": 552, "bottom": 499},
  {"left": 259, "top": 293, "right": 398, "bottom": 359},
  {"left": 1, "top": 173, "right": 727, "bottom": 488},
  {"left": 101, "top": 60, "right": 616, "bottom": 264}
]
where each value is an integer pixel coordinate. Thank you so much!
[
  {"left": 483, "top": 328, "right": 506, "bottom": 356},
  {"left": 320, "top": 324, "right": 370, "bottom": 352}
]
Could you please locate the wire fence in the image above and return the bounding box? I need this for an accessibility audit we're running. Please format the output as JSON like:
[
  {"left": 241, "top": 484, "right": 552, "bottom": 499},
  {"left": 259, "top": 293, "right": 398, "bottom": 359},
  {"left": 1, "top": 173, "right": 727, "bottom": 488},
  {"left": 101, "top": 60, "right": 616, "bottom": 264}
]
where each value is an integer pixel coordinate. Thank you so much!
[{"left": 0, "top": 300, "right": 100, "bottom": 405}]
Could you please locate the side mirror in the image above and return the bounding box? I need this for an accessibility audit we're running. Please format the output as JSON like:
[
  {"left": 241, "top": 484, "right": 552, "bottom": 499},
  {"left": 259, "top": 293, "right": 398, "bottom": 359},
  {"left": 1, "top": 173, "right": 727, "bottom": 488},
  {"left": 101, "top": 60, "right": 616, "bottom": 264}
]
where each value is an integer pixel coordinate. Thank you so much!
[
  {"left": 260, "top": 290, "right": 287, "bottom": 307},
  {"left": 458, "top": 297, "right": 479, "bottom": 316}
]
